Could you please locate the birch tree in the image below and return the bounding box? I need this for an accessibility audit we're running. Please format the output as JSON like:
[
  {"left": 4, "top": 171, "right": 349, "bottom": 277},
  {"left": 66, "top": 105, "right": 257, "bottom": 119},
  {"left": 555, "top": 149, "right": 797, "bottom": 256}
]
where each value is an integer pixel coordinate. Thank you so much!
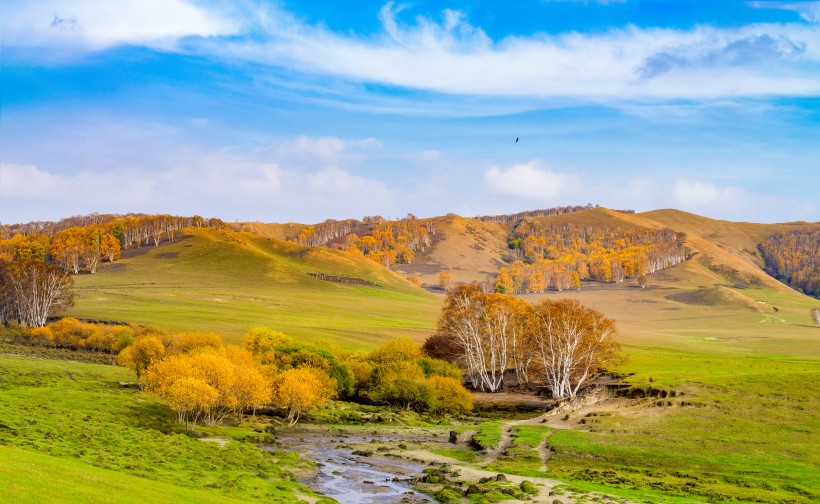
[
  {"left": 0, "top": 259, "right": 74, "bottom": 327},
  {"left": 528, "top": 298, "right": 619, "bottom": 399},
  {"left": 438, "top": 284, "right": 521, "bottom": 392}
]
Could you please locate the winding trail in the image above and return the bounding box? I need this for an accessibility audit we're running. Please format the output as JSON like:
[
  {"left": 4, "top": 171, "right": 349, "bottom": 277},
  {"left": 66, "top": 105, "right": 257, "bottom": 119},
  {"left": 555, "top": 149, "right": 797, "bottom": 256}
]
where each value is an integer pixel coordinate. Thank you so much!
[
  {"left": 481, "top": 413, "right": 549, "bottom": 465},
  {"left": 538, "top": 431, "right": 554, "bottom": 472}
]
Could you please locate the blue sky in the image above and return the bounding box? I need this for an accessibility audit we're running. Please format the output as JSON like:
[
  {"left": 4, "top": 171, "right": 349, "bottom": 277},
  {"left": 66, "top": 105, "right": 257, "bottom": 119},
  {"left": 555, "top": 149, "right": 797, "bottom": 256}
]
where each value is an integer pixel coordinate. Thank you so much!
[{"left": 1, "top": 0, "right": 819, "bottom": 224}]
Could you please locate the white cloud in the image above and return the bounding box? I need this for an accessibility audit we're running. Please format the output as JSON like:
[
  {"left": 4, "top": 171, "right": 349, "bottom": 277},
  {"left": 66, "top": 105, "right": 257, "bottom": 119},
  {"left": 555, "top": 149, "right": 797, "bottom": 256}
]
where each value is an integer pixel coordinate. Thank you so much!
[
  {"left": 274, "top": 136, "right": 382, "bottom": 165},
  {"left": 0, "top": 136, "right": 393, "bottom": 223},
  {"left": 484, "top": 161, "right": 582, "bottom": 200},
  {"left": 2, "top": 0, "right": 237, "bottom": 51},
  {"left": 196, "top": 3, "right": 820, "bottom": 99},
  {"left": 418, "top": 150, "right": 443, "bottom": 161},
  {"left": 670, "top": 179, "right": 751, "bottom": 217},
  {"left": 0, "top": 163, "right": 155, "bottom": 204}
]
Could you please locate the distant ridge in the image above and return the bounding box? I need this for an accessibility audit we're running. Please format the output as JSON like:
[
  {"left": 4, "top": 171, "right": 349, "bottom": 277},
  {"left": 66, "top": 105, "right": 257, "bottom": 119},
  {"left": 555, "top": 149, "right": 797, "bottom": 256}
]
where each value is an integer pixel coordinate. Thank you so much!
[{"left": 473, "top": 204, "right": 635, "bottom": 224}]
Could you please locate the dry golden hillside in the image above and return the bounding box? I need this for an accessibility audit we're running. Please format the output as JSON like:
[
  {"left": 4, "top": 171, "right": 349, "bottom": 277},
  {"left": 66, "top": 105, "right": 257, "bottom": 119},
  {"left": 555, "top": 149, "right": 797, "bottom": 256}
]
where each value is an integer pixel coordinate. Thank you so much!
[
  {"left": 393, "top": 214, "right": 511, "bottom": 285},
  {"left": 237, "top": 221, "right": 306, "bottom": 241},
  {"left": 639, "top": 209, "right": 818, "bottom": 293}
]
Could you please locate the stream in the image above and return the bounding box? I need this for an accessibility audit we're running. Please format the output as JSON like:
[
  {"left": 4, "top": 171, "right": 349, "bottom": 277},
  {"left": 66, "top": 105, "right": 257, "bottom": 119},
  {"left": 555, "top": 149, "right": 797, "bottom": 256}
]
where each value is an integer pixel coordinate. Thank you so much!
[{"left": 273, "top": 430, "right": 435, "bottom": 504}]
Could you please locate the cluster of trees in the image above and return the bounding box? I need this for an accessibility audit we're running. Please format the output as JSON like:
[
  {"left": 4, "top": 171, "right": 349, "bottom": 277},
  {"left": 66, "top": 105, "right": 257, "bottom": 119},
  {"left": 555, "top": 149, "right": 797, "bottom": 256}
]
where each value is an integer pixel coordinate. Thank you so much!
[
  {"left": 109, "top": 327, "right": 472, "bottom": 430},
  {"left": 0, "top": 260, "right": 74, "bottom": 327},
  {"left": 759, "top": 229, "right": 820, "bottom": 298},
  {"left": 345, "top": 337, "right": 473, "bottom": 414},
  {"left": 496, "top": 223, "right": 686, "bottom": 293},
  {"left": 294, "top": 215, "right": 435, "bottom": 268},
  {"left": 340, "top": 218, "right": 433, "bottom": 267},
  {"left": 295, "top": 219, "right": 359, "bottom": 247},
  {"left": 0, "top": 214, "right": 229, "bottom": 275},
  {"left": 427, "top": 284, "right": 620, "bottom": 399},
  {"left": 474, "top": 204, "right": 598, "bottom": 223}
]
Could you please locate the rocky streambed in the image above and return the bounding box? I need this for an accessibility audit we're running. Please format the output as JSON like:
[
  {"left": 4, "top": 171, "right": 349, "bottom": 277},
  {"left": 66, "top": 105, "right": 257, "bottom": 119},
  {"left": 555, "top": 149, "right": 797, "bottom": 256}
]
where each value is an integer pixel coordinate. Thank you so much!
[{"left": 273, "top": 427, "right": 439, "bottom": 503}]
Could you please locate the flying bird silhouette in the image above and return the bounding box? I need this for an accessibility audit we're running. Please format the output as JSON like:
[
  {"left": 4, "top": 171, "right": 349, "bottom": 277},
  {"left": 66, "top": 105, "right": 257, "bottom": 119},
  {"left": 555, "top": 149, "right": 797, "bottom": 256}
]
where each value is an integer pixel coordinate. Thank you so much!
[{"left": 515, "top": 137, "right": 519, "bottom": 143}]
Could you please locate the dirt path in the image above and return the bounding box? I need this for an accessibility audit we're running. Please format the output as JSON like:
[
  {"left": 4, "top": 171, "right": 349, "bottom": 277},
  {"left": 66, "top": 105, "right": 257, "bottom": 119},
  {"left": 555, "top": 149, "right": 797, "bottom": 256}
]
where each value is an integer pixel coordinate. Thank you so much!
[
  {"left": 538, "top": 431, "right": 554, "bottom": 472},
  {"left": 481, "top": 413, "right": 549, "bottom": 465}
]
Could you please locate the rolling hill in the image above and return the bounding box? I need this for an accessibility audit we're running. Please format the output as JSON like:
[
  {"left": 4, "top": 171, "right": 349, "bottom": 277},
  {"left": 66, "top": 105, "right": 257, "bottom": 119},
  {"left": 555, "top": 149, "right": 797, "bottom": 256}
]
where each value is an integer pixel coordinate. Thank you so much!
[
  {"left": 69, "top": 227, "right": 440, "bottom": 348},
  {"left": 12, "top": 206, "right": 820, "bottom": 502}
]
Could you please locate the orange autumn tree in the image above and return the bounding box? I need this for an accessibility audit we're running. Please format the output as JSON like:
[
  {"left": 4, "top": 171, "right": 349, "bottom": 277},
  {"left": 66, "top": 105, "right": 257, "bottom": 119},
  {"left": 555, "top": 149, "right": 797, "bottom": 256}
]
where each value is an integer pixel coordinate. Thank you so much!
[
  {"left": 100, "top": 233, "right": 121, "bottom": 262},
  {"left": 166, "top": 376, "right": 218, "bottom": 430}
]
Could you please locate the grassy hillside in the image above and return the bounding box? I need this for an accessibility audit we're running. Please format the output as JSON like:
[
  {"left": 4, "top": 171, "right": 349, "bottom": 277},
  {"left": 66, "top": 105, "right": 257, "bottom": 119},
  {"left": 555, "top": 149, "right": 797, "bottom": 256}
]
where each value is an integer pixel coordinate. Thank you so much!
[
  {"left": 0, "top": 354, "right": 328, "bottom": 504},
  {"left": 69, "top": 227, "right": 440, "bottom": 348}
]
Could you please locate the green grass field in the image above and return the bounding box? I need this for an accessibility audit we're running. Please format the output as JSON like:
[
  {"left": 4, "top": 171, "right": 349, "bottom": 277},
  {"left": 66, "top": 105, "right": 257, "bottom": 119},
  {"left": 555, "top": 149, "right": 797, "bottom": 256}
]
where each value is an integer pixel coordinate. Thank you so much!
[
  {"left": 69, "top": 228, "right": 440, "bottom": 348},
  {"left": 515, "top": 268, "right": 820, "bottom": 502},
  {"left": 0, "top": 354, "right": 332, "bottom": 504},
  {"left": 44, "top": 223, "right": 820, "bottom": 502}
]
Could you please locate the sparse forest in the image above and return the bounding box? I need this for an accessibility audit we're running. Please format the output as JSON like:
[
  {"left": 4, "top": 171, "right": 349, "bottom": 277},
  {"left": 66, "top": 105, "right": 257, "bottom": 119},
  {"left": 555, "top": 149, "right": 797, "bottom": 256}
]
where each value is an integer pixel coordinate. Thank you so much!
[
  {"left": 759, "top": 229, "right": 820, "bottom": 298},
  {"left": 295, "top": 214, "right": 434, "bottom": 268},
  {"left": 0, "top": 214, "right": 229, "bottom": 275},
  {"left": 496, "top": 222, "right": 686, "bottom": 293}
]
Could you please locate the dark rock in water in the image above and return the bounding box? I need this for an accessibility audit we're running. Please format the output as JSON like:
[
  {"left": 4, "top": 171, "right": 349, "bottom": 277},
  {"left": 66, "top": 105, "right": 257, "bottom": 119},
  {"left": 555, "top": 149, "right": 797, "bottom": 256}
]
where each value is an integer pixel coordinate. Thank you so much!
[
  {"left": 495, "top": 473, "right": 507, "bottom": 482},
  {"left": 448, "top": 430, "right": 458, "bottom": 443}
]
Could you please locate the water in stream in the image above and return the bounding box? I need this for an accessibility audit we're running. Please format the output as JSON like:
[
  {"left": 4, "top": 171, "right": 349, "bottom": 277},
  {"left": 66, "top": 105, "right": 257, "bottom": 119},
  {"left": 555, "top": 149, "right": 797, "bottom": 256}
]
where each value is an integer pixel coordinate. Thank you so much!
[{"left": 274, "top": 433, "right": 435, "bottom": 504}]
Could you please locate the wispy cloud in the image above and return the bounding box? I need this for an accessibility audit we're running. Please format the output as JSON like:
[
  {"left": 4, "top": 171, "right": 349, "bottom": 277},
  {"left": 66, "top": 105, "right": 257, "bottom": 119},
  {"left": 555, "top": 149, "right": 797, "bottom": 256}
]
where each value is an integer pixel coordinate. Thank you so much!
[
  {"left": 749, "top": 1, "right": 820, "bottom": 23},
  {"left": 6, "top": 1, "right": 820, "bottom": 99},
  {"left": 194, "top": 3, "right": 820, "bottom": 99}
]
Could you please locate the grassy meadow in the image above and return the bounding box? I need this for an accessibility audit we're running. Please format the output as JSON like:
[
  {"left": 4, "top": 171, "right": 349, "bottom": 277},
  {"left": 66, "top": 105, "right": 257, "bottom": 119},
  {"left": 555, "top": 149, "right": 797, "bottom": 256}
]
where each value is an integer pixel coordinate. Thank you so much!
[
  {"left": 69, "top": 228, "right": 440, "bottom": 348},
  {"left": 0, "top": 353, "right": 331, "bottom": 504},
  {"left": 514, "top": 257, "right": 820, "bottom": 502}
]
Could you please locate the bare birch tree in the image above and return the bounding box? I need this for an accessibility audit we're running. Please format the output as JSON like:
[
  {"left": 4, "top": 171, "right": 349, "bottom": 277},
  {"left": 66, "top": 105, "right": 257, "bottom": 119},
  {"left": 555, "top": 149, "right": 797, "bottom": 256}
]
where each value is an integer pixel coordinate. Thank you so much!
[
  {"left": 527, "top": 298, "right": 619, "bottom": 399},
  {"left": 0, "top": 259, "right": 75, "bottom": 327}
]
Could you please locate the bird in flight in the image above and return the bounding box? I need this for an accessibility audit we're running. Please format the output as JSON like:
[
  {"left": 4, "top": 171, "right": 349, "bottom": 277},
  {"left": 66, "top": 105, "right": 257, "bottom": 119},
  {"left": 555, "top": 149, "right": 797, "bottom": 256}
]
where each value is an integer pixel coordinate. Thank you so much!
[{"left": 515, "top": 137, "right": 519, "bottom": 143}]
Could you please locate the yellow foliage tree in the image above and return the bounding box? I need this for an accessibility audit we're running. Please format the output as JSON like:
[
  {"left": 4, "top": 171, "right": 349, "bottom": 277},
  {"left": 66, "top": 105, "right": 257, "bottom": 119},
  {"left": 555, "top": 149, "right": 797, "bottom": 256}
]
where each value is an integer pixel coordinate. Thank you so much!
[
  {"left": 270, "top": 368, "right": 335, "bottom": 426},
  {"left": 242, "top": 327, "right": 293, "bottom": 362},
  {"left": 167, "top": 377, "right": 218, "bottom": 430},
  {"left": 369, "top": 336, "right": 423, "bottom": 363},
  {"left": 117, "top": 335, "right": 166, "bottom": 384},
  {"left": 438, "top": 271, "right": 456, "bottom": 291},
  {"left": 168, "top": 331, "right": 223, "bottom": 355}
]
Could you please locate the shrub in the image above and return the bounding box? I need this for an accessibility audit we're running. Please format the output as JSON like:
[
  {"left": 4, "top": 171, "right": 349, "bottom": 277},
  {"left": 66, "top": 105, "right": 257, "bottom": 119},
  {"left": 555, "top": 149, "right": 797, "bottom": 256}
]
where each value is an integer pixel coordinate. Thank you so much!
[
  {"left": 369, "top": 336, "right": 423, "bottom": 363},
  {"left": 168, "top": 331, "right": 223, "bottom": 355},
  {"left": 242, "top": 327, "right": 293, "bottom": 359},
  {"left": 368, "top": 376, "right": 435, "bottom": 411},
  {"left": 428, "top": 376, "right": 473, "bottom": 414}
]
